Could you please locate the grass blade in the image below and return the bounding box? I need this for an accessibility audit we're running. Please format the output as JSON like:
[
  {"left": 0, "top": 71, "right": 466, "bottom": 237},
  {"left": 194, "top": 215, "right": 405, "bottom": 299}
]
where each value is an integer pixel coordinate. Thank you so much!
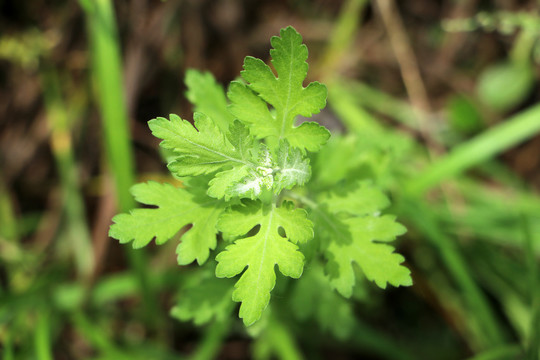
[
  {"left": 34, "top": 312, "right": 53, "bottom": 360},
  {"left": 79, "top": 0, "right": 158, "bottom": 325},
  {"left": 523, "top": 215, "right": 540, "bottom": 360},
  {"left": 407, "top": 104, "right": 540, "bottom": 196},
  {"left": 82, "top": 0, "right": 135, "bottom": 209},
  {"left": 400, "top": 200, "right": 507, "bottom": 348}
]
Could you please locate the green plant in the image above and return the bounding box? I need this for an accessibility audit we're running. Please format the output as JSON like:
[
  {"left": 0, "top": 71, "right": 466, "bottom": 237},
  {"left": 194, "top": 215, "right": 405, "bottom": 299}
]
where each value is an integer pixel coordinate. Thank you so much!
[{"left": 109, "top": 26, "right": 412, "bottom": 327}]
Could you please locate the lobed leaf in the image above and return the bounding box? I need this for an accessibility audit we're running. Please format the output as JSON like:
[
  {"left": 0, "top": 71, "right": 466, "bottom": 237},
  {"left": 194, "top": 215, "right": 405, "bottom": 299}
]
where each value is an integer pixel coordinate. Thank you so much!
[
  {"left": 326, "top": 216, "right": 411, "bottom": 297},
  {"left": 228, "top": 26, "right": 330, "bottom": 152},
  {"left": 185, "top": 69, "right": 234, "bottom": 133},
  {"left": 150, "top": 114, "right": 277, "bottom": 200},
  {"left": 108, "top": 27, "right": 410, "bottom": 330},
  {"left": 273, "top": 141, "right": 311, "bottom": 193},
  {"left": 109, "top": 181, "right": 225, "bottom": 265},
  {"left": 171, "top": 270, "right": 234, "bottom": 325},
  {"left": 324, "top": 182, "right": 390, "bottom": 216},
  {"left": 149, "top": 113, "right": 242, "bottom": 177},
  {"left": 215, "top": 201, "right": 313, "bottom": 325},
  {"left": 291, "top": 264, "right": 355, "bottom": 340},
  {"left": 312, "top": 183, "right": 411, "bottom": 296}
]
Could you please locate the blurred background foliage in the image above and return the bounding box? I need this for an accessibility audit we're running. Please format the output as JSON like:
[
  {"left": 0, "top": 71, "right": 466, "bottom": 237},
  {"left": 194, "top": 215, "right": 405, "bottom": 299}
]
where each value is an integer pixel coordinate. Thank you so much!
[{"left": 1, "top": 0, "right": 540, "bottom": 359}]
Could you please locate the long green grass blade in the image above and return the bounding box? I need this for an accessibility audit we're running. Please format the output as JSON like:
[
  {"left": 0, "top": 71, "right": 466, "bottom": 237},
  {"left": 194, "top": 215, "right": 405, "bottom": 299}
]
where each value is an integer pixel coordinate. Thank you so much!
[
  {"left": 332, "top": 79, "right": 418, "bottom": 128},
  {"left": 34, "top": 312, "right": 53, "bottom": 360},
  {"left": 0, "top": 177, "right": 18, "bottom": 243},
  {"left": 318, "top": 0, "right": 367, "bottom": 79},
  {"left": 407, "top": 104, "right": 540, "bottom": 195},
  {"left": 523, "top": 215, "right": 540, "bottom": 360},
  {"left": 400, "top": 200, "right": 507, "bottom": 348},
  {"left": 3, "top": 326, "right": 15, "bottom": 360},
  {"left": 466, "top": 345, "right": 523, "bottom": 360},
  {"left": 80, "top": 0, "right": 158, "bottom": 325},
  {"left": 82, "top": 0, "right": 135, "bottom": 209}
]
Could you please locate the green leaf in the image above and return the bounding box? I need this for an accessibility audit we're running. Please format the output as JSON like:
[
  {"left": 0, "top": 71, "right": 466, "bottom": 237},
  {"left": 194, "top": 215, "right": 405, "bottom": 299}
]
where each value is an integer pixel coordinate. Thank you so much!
[
  {"left": 326, "top": 215, "right": 410, "bottom": 296},
  {"left": 477, "top": 62, "right": 534, "bottom": 112},
  {"left": 207, "top": 165, "right": 252, "bottom": 199},
  {"left": 150, "top": 114, "right": 276, "bottom": 200},
  {"left": 185, "top": 69, "right": 234, "bottom": 133},
  {"left": 446, "top": 94, "right": 483, "bottom": 135},
  {"left": 312, "top": 183, "right": 411, "bottom": 296},
  {"left": 171, "top": 268, "right": 234, "bottom": 325},
  {"left": 109, "top": 181, "right": 225, "bottom": 265},
  {"left": 311, "top": 135, "right": 360, "bottom": 187},
  {"left": 310, "top": 203, "right": 352, "bottom": 248},
  {"left": 273, "top": 141, "right": 311, "bottom": 193},
  {"left": 226, "top": 119, "right": 257, "bottom": 159},
  {"left": 206, "top": 121, "right": 272, "bottom": 200},
  {"left": 228, "top": 26, "right": 329, "bottom": 152},
  {"left": 324, "top": 183, "right": 390, "bottom": 216},
  {"left": 149, "top": 113, "right": 244, "bottom": 177},
  {"left": 212, "top": 150, "right": 274, "bottom": 202},
  {"left": 290, "top": 264, "right": 355, "bottom": 340},
  {"left": 215, "top": 201, "right": 313, "bottom": 325}
]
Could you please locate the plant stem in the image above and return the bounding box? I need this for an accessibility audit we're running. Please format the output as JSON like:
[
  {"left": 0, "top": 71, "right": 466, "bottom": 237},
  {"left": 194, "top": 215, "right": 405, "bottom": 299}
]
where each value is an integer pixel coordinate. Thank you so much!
[
  {"left": 265, "top": 316, "right": 304, "bottom": 360},
  {"left": 71, "top": 311, "right": 126, "bottom": 359},
  {"left": 190, "top": 318, "right": 231, "bottom": 360},
  {"left": 510, "top": 28, "right": 537, "bottom": 65}
]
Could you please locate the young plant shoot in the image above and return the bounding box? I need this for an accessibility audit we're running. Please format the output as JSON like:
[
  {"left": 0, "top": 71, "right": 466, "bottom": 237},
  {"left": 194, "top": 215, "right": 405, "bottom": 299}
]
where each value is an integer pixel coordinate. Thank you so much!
[{"left": 109, "top": 26, "right": 412, "bottom": 326}]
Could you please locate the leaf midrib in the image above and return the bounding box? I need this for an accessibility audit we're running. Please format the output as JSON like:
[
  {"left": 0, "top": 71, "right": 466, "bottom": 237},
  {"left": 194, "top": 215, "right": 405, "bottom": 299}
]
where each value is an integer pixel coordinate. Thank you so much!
[
  {"left": 239, "top": 207, "right": 275, "bottom": 322},
  {"left": 159, "top": 122, "right": 250, "bottom": 167},
  {"left": 278, "top": 34, "right": 296, "bottom": 141}
]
